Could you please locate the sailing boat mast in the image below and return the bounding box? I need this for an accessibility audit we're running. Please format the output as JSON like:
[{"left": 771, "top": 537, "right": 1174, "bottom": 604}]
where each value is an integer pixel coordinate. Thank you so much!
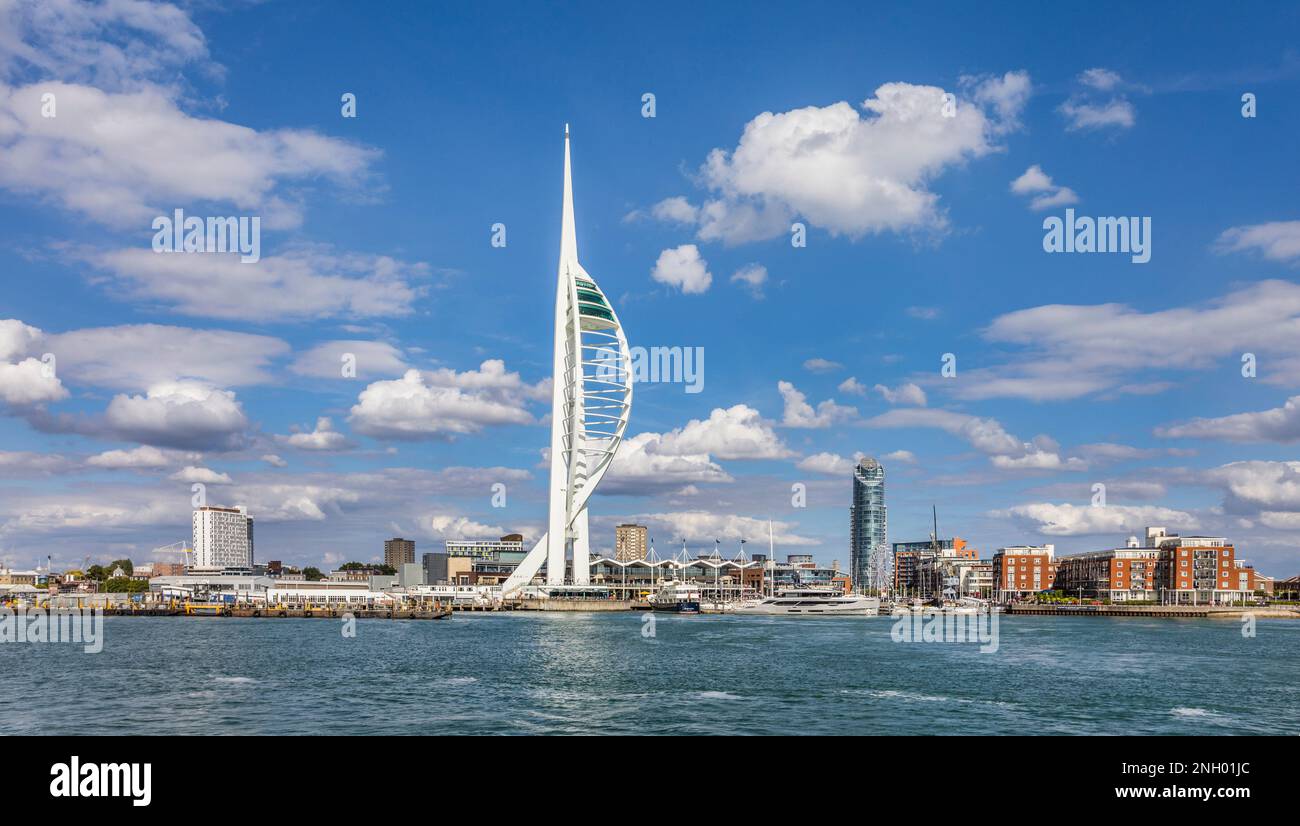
[
  {"left": 931, "top": 504, "right": 940, "bottom": 601},
  {"left": 768, "top": 519, "right": 775, "bottom": 597}
]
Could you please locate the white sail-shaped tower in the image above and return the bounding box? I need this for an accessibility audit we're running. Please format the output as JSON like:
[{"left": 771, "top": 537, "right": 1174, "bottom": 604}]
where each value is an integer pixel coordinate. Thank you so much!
[{"left": 501, "top": 126, "right": 633, "bottom": 597}]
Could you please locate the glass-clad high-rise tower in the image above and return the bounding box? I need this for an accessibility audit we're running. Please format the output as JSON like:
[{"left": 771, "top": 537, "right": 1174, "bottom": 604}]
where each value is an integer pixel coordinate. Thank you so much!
[{"left": 849, "top": 457, "right": 887, "bottom": 594}]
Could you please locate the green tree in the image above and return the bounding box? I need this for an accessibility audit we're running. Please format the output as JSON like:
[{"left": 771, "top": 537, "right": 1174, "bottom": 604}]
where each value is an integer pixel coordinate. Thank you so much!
[
  {"left": 338, "top": 561, "right": 395, "bottom": 575},
  {"left": 101, "top": 577, "right": 147, "bottom": 594},
  {"left": 303, "top": 567, "right": 324, "bottom": 581}
]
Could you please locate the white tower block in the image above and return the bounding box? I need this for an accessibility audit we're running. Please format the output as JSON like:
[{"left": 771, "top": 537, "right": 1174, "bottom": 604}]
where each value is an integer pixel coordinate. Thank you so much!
[{"left": 501, "top": 126, "right": 633, "bottom": 597}]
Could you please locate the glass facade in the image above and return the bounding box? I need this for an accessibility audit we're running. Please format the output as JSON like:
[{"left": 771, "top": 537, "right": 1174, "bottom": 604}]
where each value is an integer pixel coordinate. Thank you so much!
[{"left": 849, "top": 457, "right": 887, "bottom": 593}]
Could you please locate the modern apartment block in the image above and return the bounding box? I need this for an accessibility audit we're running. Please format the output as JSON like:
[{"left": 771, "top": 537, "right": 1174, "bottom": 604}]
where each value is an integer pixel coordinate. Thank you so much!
[
  {"left": 992, "top": 544, "right": 1057, "bottom": 600},
  {"left": 614, "top": 524, "right": 649, "bottom": 562},
  {"left": 192, "top": 505, "right": 254, "bottom": 570},
  {"left": 1054, "top": 539, "right": 1159, "bottom": 602},
  {"left": 1055, "top": 527, "right": 1259, "bottom": 604},
  {"left": 383, "top": 537, "right": 416, "bottom": 568},
  {"left": 442, "top": 535, "right": 529, "bottom": 585},
  {"left": 445, "top": 535, "right": 525, "bottom": 557},
  {"left": 849, "top": 457, "right": 887, "bottom": 594}
]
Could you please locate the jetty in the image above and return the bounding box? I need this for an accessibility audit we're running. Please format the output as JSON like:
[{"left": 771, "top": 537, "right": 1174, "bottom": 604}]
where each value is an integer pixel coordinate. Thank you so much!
[{"left": 83, "top": 602, "right": 454, "bottom": 620}]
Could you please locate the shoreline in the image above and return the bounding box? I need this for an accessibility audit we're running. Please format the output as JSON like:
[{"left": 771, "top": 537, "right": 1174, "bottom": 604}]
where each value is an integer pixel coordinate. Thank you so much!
[{"left": 40, "top": 604, "right": 1300, "bottom": 621}]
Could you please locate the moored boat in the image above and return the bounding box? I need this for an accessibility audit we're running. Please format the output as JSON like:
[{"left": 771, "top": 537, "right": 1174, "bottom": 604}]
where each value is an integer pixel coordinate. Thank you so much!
[
  {"left": 649, "top": 580, "right": 702, "bottom": 613},
  {"left": 733, "top": 588, "right": 879, "bottom": 616}
]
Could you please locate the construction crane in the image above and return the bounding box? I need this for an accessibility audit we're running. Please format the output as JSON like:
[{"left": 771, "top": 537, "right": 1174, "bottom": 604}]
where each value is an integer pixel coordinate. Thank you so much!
[{"left": 152, "top": 540, "right": 194, "bottom": 569}]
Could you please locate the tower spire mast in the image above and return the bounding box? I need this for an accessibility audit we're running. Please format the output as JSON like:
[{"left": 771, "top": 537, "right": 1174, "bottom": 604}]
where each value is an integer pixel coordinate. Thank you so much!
[{"left": 560, "top": 123, "right": 577, "bottom": 264}]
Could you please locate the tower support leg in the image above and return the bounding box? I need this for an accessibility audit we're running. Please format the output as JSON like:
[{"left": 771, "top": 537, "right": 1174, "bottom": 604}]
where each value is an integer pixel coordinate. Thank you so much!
[{"left": 573, "top": 507, "right": 590, "bottom": 585}]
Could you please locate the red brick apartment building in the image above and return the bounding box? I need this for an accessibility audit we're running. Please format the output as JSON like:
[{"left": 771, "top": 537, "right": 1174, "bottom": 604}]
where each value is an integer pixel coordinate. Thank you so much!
[
  {"left": 992, "top": 545, "right": 1058, "bottom": 600},
  {"left": 1053, "top": 527, "right": 1259, "bottom": 604}
]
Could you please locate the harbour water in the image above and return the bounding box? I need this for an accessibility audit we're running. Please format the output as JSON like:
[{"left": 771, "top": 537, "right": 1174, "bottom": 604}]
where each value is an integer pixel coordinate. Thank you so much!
[{"left": 2, "top": 613, "right": 1297, "bottom": 735}]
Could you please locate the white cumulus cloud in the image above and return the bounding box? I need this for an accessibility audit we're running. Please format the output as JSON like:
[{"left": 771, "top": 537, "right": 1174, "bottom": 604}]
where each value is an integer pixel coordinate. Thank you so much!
[
  {"left": 1010, "top": 164, "right": 1079, "bottom": 210},
  {"left": 651, "top": 244, "right": 712, "bottom": 294},
  {"left": 649, "top": 74, "right": 1030, "bottom": 245},
  {"left": 103, "top": 381, "right": 248, "bottom": 450},
  {"left": 778, "top": 381, "right": 857, "bottom": 428},
  {"left": 349, "top": 362, "right": 539, "bottom": 440},
  {"left": 994, "top": 502, "right": 1196, "bottom": 536}
]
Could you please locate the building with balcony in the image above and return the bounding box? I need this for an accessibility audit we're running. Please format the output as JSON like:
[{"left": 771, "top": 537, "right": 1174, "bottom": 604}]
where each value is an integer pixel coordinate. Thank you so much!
[
  {"left": 383, "top": 537, "right": 415, "bottom": 568},
  {"left": 192, "top": 506, "right": 254, "bottom": 570},
  {"left": 992, "top": 544, "right": 1057, "bottom": 601},
  {"left": 614, "top": 524, "right": 649, "bottom": 562},
  {"left": 893, "top": 537, "right": 978, "bottom": 597},
  {"left": 1053, "top": 528, "right": 1259, "bottom": 604}
]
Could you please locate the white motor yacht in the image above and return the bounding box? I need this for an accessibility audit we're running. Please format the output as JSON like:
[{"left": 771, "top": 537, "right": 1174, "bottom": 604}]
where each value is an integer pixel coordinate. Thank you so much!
[{"left": 733, "top": 588, "right": 879, "bottom": 616}]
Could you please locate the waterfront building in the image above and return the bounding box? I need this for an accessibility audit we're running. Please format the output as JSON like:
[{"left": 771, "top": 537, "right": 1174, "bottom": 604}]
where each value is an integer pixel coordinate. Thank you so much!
[
  {"left": 397, "top": 562, "right": 425, "bottom": 588},
  {"left": 771, "top": 556, "right": 848, "bottom": 592},
  {"left": 1054, "top": 528, "right": 1260, "bottom": 604},
  {"left": 446, "top": 536, "right": 525, "bottom": 558},
  {"left": 145, "top": 571, "right": 441, "bottom": 608},
  {"left": 438, "top": 536, "right": 531, "bottom": 586},
  {"left": 589, "top": 555, "right": 765, "bottom": 602},
  {"left": 192, "top": 505, "right": 254, "bottom": 570},
  {"left": 155, "top": 562, "right": 186, "bottom": 578},
  {"left": 615, "top": 524, "right": 649, "bottom": 562},
  {"left": 502, "top": 126, "right": 634, "bottom": 596},
  {"left": 0, "top": 568, "right": 40, "bottom": 586},
  {"left": 384, "top": 537, "right": 416, "bottom": 568},
  {"left": 131, "top": 561, "right": 185, "bottom": 580},
  {"left": 265, "top": 560, "right": 304, "bottom": 580},
  {"left": 992, "top": 544, "right": 1058, "bottom": 601},
  {"left": 423, "top": 552, "right": 448, "bottom": 585},
  {"left": 328, "top": 566, "right": 385, "bottom": 582},
  {"left": 1054, "top": 534, "right": 1159, "bottom": 602},
  {"left": 965, "top": 559, "right": 994, "bottom": 598},
  {"left": 150, "top": 573, "right": 272, "bottom": 603},
  {"left": 266, "top": 579, "right": 397, "bottom": 607},
  {"left": 446, "top": 556, "right": 473, "bottom": 585},
  {"left": 892, "top": 537, "right": 976, "bottom": 597},
  {"left": 1274, "top": 575, "right": 1300, "bottom": 600},
  {"left": 849, "top": 457, "right": 887, "bottom": 594},
  {"left": 1152, "top": 531, "right": 1255, "bottom": 604},
  {"left": 918, "top": 554, "right": 989, "bottom": 600}
]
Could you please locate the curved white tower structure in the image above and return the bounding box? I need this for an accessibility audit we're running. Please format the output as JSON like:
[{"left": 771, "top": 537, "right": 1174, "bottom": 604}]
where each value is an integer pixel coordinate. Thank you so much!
[{"left": 501, "top": 125, "right": 633, "bottom": 597}]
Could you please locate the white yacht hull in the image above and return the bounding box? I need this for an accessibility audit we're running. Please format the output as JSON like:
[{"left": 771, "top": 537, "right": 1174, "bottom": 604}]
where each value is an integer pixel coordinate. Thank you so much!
[{"left": 733, "top": 595, "right": 880, "bottom": 616}]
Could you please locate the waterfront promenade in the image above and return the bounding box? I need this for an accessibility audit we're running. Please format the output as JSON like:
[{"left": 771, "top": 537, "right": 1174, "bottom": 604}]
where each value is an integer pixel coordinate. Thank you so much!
[{"left": 1005, "top": 604, "right": 1300, "bottom": 619}]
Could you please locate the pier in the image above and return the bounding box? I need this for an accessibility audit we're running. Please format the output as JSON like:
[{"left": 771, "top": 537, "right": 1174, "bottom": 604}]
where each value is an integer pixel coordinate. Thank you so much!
[
  {"left": 83, "top": 602, "right": 454, "bottom": 620},
  {"left": 514, "top": 598, "right": 635, "bottom": 611}
]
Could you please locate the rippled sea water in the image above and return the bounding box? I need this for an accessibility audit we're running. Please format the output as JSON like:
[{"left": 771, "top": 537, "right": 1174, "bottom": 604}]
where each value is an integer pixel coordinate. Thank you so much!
[{"left": 2, "top": 613, "right": 1296, "bottom": 735}]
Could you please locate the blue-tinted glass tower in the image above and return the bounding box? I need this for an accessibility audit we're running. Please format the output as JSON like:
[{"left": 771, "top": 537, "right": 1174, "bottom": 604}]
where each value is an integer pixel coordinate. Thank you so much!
[{"left": 850, "top": 457, "right": 887, "bottom": 594}]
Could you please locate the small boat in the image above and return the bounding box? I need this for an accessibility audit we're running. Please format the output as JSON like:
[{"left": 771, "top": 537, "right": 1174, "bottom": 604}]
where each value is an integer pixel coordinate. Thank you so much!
[{"left": 648, "top": 580, "right": 701, "bottom": 613}]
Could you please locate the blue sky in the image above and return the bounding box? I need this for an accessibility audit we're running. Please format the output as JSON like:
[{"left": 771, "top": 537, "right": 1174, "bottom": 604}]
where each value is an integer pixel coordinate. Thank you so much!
[{"left": 3, "top": 0, "right": 1300, "bottom": 576}]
